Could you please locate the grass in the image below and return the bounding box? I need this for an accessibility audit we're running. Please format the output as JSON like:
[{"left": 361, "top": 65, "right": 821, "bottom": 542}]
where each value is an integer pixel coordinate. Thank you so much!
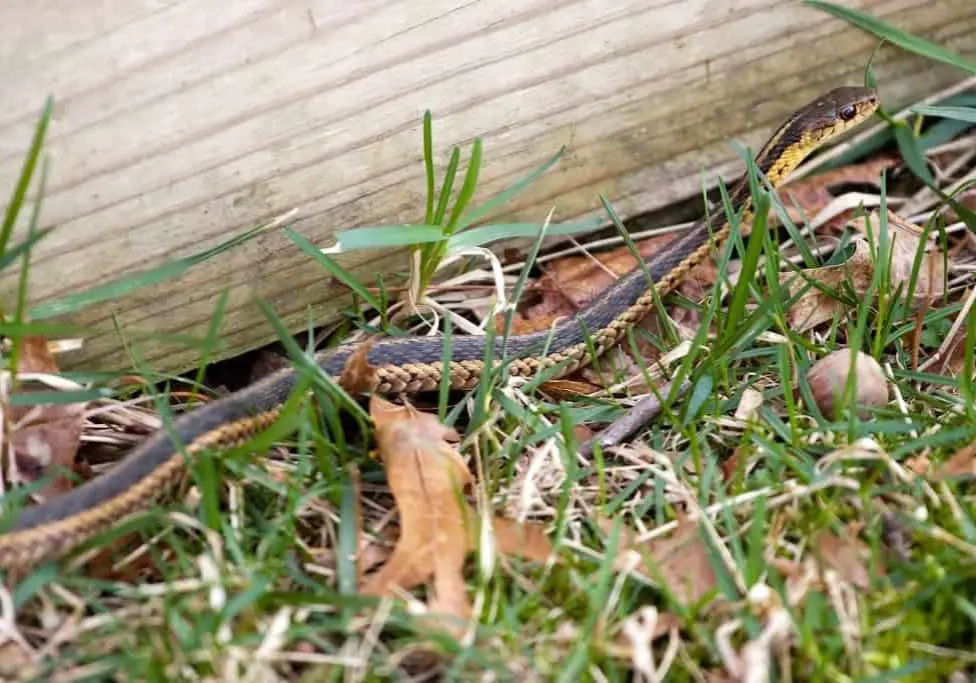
[{"left": 1, "top": 8, "right": 976, "bottom": 683}]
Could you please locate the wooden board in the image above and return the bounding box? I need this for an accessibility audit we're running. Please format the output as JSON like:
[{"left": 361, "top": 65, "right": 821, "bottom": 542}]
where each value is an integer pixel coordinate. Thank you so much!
[{"left": 1, "top": 0, "right": 974, "bottom": 372}]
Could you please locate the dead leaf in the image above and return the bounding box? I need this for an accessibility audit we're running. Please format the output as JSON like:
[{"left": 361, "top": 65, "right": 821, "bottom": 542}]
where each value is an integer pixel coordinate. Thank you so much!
[
  {"left": 5, "top": 337, "right": 87, "bottom": 499},
  {"left": 933, "top": 439, "right": 976, "bottom": 480},
  {"left": 812, "top": 523, "right": 878, "bottom": 590},
  {"left": 720, "top": 445, "right": 750, "bottom": 483},
  {"left": 783, "top": 209, "right": 949, "bottom": 332},
  {"left": 491, "top": 517, "right": 553, "bottom": 563},
  {"left": 537, "top": 379, "right": 603, "bottom": 401},
  {"left": 338, "top": 341, "right": 378, "bottom": 394},
  {"left": 601, "top": 515, "right": 718, "bottom": 607},
  {"left": 905, "top": 453, "right": 932, "bottom": 477},
  {"left": 782, "top": 238, "right": 874, "bottom": 331},
  {"left": 361, "top": 396, "right": 552, "bottom": 637},
  {"left": 854, "top": 211, "right": 947, "bottom": 302}
]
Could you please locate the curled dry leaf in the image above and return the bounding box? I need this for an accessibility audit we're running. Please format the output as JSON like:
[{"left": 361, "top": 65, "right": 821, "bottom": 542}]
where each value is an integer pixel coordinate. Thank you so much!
[
  {"left": 782, "top": 239, "right": 874, "bottom": 332},
  {"left": 338, "top": 341, "right": 378, "bottom": 394},
  {"left": 4, "top": 337, "right": 87, "bottom": 499},
  {"left": 783, "top": 210, "right": 948, "bottom": 332},
  {"left": 601, "top": 515, "right": 718, "bottom": 608},
  {"left": 361, "top": 396, "right": 552, "bottom": 637}
]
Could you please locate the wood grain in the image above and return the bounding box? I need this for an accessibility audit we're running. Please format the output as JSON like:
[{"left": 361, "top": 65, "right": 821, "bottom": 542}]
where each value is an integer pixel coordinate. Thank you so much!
[{"left": 0, "top": 0, "right": 973, "bottom": 372}]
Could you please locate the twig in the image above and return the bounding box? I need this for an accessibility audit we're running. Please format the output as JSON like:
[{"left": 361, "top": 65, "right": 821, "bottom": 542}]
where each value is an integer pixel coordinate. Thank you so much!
[{"left": 579, "top": 380, "right": 691, "bottom": 458}]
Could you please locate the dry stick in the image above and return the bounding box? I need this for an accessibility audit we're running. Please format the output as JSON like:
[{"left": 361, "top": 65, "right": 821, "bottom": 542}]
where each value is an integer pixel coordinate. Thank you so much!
[{"left": 578, "top": 379, "right": 691, "bottom": 458}]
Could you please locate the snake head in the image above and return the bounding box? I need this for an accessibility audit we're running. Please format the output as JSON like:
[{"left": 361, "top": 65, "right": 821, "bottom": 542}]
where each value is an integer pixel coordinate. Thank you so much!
[{"left": 806, "top": 86, "right": 880, "bottom": 142}]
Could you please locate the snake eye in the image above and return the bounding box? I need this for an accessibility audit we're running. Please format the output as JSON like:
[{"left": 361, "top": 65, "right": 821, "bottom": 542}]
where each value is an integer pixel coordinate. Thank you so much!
[{"left": 838, "top": 104, "right": 858, "bottom": 121}]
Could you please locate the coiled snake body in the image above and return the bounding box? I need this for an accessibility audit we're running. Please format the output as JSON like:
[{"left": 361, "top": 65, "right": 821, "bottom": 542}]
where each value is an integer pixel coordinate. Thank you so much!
[{"left": 0, "top": 86, "right": 879, "bottom": 570}]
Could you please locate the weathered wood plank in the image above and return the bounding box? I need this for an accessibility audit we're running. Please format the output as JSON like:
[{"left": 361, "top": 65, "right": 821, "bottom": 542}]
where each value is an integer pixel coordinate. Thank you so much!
[{"left": 0, "top": 0, "right": 973, "bottom": 371}]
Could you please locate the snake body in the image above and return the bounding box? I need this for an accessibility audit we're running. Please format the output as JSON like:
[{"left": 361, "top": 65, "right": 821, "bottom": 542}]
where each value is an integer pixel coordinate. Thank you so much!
[{"left": 0, "top": 86, "right": 879, "bottom": 570}]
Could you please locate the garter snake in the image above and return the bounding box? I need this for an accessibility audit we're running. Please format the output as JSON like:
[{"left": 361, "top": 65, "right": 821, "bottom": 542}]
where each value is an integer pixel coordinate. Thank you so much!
[{"left": 0, "top": 86, "right": 879, "bottom": 571}]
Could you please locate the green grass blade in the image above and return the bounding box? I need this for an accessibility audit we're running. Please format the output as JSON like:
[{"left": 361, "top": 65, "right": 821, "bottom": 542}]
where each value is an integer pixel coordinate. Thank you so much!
[
  {"left": 445, "top": 138, "right": 482, "bottom": 232},
  {"left": 31, "top": 223, "right": 269, "bottom": 320},
  {"left": 805, "top": 1, "right": 976, "bottom": 73},
  {"left": 423, "top": 111, "right": 436, "bottom": 225},
  {"left": 0, "top": 227, "right": 55, "bottom": 274},
  {"left": 9, "top": 159, "right": 50, "bottom": 387},
  {"left": 722, "top": 191, "right": 770, "bottom": 344},
  {"left": 0, "top": 97, "right": 52, "bottom": 259},
  {"left": 332, "top": 225, "right": 445, "bottom": 250},
  {"left": 911, "top": 105, "right": 976, "bottom": 123},
  {"left": 893, "top": 125, "right": 936, "bottom": 185},
  {"left": 446, "top": 219, "right": 602, "bottom": 252},
  {"left": 455, "top": 146, "right": 565, "bottom": 231},
  {"left": 285, "top": 227, "right": 381, "bottom": 312},
  {"left": 8, "top": 388, "right": 113, "bottom": 407},
  {"left": 433, "top": 147, "right": 461, "bottom": 227}
]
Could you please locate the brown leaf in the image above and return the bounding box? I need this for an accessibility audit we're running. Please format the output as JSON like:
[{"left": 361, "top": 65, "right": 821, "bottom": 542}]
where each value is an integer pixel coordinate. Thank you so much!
[
  {"left": 812, "top": 524, "right": 878, "bottom": 590},
  {"left": 338, "top": 341, "right": 379, "bottom": 394},
  {"left": 783, "top": 209, "right": 949, "bottom": 332},
  {"left": 602, "top": 516, "right": 718, "bottom": 607},
  {"left": 492, "top": 517, "right": 553, "bottom": 563},
  {"left": 537, "top": 379, "right": 603, "bottom": 400},
  {"left": 782, "top": 238, "right": 875, "bottom": 332},
  {"left": 854, "top": 211, "right": 947, "bottom": 302},
  {"left": 720, "top": 445, "right": 749, "bottom": 483},
  {"left": 933, "top": 439, "right": 976, "bottom": 481},
  {"left": 361, "top": 396, "right": 552, "bottom": 636},
  {"left": 905, "top": 453, "right": 932, "bottom": 477},
  {"left": 361, "top": 396, "right": 470, "bottom": 594},
  {"left": 570, "top": 423, "right": 596, "bottom": 445},
  {"left": 6, "top": 338, "right": 87, "bottom": 498}
]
